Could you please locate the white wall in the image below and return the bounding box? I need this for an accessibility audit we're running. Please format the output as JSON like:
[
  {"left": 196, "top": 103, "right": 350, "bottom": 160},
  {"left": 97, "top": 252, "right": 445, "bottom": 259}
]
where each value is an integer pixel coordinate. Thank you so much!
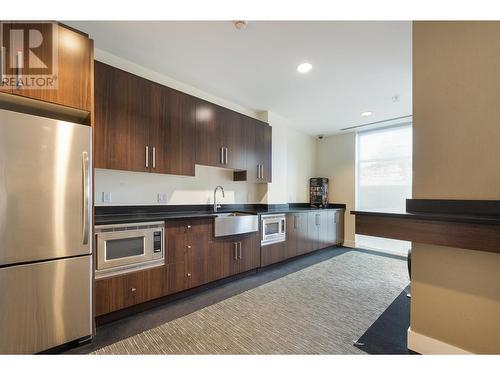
[
  {"left": 264, "top": 111, "right": 317, "bottom": 204},
  {"left": 93, "top": 50, "right": 316, "bottom": 206},
  {"left": 95, "top": 165, "right": 267, "bottom": 206},
  {"left": 315, "top": 132, "right": 356, "bottom": 247},
  {"left": 95, "top": 48, "right": 261, "bottom": 120}
]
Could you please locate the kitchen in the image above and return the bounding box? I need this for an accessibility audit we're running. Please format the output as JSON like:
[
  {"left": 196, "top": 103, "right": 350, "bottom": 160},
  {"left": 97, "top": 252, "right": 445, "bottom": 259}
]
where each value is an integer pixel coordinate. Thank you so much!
[
  {"left": 0, "top": 20, "right": 348, "bottom": 353},
  {"left": 0, "top": 2, "right": 499, "bottom": 372}
]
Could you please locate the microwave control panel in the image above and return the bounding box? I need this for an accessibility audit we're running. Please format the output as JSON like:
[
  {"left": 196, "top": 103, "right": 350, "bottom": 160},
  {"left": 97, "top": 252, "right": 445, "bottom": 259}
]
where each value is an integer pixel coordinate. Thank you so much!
[{"left": 153, "top": 231, "right": 162, "bottom": 253}]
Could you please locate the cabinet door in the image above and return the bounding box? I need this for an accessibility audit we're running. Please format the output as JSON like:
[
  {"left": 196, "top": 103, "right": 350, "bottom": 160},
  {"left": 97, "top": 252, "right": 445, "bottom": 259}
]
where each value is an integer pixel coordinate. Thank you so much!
[
  {"left": 152, "top": 86, "right": 196, "bottom": 176},
  {"left": 186, "top": 259, "right": 207, "bottom": 289},
  {"left": 239, "top": 233, "right": 260, "bottom": 272},
  {"left": 244, "top": 117, "right": 259, "bottom": 181},
  {"left": 260, "top": 123, "right": 272, "bottom": 182},
  {"left": 221, "top": 239, "right": 241, "bottom": 277},
  {"left": 9, "top": 23, "right": 92, "bottom": 111},
  {"left": 296, "top": 212, "right": 310, "bottom": 255},
  {"left": 318, "top": 211, "right": 329, "bottom": 249},
  {"left": 243, "top": 118, "right": 272, "bottom": 183},
  {"left": 94, "top": 61, "right": 151, "bottom": 172},
  {"left": 335, "top": 210, "right": 344, "bottom": 245},
  {"left": 95, "top": 266, "right": 165, "bottom": 316},
  {"left": 185, "top": 219, "right": 211, "bottom": 264},
  {"left": 167, "top": 261, "right": 187, "bottom": 295},
  {"left": 260, "top": 241, "right": 286, "bottom": 267},
  {"left": 219, "top": 107, "right": 246, "bottom": 170},
  {"left": 327, "top": 210, "right": 337, "bottom": 246},
  {"left": 285, "top": 213, "right": 298, "bottom": 259},
  {"left": 307, "top": 212, "right": 320, "bottom": 252},
  {"left": 195, "top": 101, "right": 224, "bottom": 167},
  {"left": 165, "top": 220, "right": 188, "bottom": 264}
]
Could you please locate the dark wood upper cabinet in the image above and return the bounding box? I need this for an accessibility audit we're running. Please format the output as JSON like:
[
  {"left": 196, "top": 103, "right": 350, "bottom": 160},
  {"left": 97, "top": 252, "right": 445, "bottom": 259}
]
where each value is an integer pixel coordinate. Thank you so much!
[
  {"left": 195, "top": 101, "right": 221, "bottom": 167},
  {"left": 94, "top": 61, "right": 151, "bottom": 172},
  {"left": 4, "top": 23, "right": 93, "bottom": 111},
  {"left": 95, "top": 61, "right": 270, "bottom": 179},
  {"left": 219, "top": 106, "right": 246, "bottom": 170},
  {"left": 195, "top": 102, "right": 246, "bottom": 171},
  {"left": 240, "top": 117, "right": 272, "bottom": 183},
  {"left": 94, "top": 62, "right": 196, "bottom": 176},
  {"left": 152, "top": 86, "right": 196, "bottom": 176}
]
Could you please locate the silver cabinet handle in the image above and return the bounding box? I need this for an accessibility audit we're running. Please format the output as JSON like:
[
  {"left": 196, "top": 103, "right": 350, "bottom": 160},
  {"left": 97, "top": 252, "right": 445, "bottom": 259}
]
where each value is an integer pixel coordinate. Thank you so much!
[
  {"left": 238, "top": 242, "right": 242, "bottom": 259},
  {"left": 0, "top": 46, "right": 5, "bottom": 86},
  {"left": 152, "top": 146, "right": 156, "bottom": 169},
  {"left": 187, "top": 225, "right": 191, "bottom": 229},
  {"left": 187, "top": 273, "right": 192, "bottom": 277},
  {"left": 225, "top": 147, "right": 228, "bottom": 165},
  {"left": 258, "top": 164, "right": 263, "bottom": 179},
  {"left": 233, "top": 242, "right": 238, "bottom": 260},
  {"left": 16, "top": 51, "right": 23, "bottom": 88},
  {"left": 315, "top": 213, "right": 320, "bottom": 226},
  {"left": 220, "top": 147, "right": 224, "bottom": 164},
  {"left": 294, "top": 215, "right": 298, "bottom": 229},
  {"left": 82, "top": 152, "right": 90, "bottom": 245},
  {"left": 130, "top": 287, "right": 136, "bottom": 292},
  {"left": 145, "top": 146, "right": 149, "bottom": 168}
]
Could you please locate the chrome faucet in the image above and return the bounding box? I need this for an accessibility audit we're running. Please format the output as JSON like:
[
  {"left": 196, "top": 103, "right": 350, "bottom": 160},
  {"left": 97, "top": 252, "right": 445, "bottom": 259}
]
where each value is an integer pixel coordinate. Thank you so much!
[{"left": 213, "top": 186, "right": 225, "bottom": 212}]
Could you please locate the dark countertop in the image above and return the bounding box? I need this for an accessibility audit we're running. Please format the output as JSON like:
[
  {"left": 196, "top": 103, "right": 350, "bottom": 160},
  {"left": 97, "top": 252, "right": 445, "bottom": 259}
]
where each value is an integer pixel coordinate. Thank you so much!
[
  {"left": 94, "top": 204, "right": 346, "bottom": 225},
  {"left": 351, "top": 209, "right": 500, "bottom": 225}
]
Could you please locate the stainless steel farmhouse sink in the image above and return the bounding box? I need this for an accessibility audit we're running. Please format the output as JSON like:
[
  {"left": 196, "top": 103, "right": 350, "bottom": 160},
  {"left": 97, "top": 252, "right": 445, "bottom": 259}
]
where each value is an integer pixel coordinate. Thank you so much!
[{"left": 214, "top": 212, "right": 259, "bottom": 237}]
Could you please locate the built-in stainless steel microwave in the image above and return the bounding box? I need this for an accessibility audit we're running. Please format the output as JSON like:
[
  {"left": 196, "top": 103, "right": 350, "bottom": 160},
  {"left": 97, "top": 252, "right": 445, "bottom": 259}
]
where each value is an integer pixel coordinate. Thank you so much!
[
  {"left": 95, "top": 221, "right": 164, "bottom": 278},
  {"left": 261, "top": 214, "right": 286, "bottom": 246}
]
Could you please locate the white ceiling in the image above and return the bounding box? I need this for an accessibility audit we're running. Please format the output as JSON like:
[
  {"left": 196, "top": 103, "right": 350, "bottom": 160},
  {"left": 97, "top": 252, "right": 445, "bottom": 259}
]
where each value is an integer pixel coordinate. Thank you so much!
[{"left": 68, "top": 21, "right": 412, "bottom": 136}]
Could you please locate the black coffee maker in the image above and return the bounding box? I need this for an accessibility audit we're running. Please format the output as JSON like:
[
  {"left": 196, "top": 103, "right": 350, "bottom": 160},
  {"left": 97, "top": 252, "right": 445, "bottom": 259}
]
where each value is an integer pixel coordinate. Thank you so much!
[{"left": 310, "top": 177, "right": 329, "bottom": 208}]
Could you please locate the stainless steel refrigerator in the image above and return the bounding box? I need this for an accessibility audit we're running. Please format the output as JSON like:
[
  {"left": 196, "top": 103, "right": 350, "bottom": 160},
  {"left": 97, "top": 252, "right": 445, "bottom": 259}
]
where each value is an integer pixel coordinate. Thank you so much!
[{"left": 0, "top": 108, "right": 93, "bottom": 354}]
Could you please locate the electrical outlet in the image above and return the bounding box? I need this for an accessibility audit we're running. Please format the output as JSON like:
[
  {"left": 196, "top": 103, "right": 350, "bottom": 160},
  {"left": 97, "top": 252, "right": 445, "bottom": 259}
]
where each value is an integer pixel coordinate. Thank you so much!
[
  {"left": 157, "top": 193, "right": 167, "bottom": 203},
  {"left": 102, "top": 192, "right": 112, "bottom": 203}
]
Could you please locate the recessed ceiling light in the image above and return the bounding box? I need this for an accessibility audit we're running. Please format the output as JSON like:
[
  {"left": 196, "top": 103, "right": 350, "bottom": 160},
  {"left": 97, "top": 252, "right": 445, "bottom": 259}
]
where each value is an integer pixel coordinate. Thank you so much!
[
  {"left": 297, "top": 62, "right": 312, "bottom": 73},
  {"left": 361, "top": 111, "right": 372, "bottom": 117}
]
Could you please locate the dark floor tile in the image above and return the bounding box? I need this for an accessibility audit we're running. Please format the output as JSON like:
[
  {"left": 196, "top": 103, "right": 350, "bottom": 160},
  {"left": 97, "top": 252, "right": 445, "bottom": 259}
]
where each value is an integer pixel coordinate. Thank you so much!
[{"left": 354, "top": 286, "right": 411, "bottom": 354}]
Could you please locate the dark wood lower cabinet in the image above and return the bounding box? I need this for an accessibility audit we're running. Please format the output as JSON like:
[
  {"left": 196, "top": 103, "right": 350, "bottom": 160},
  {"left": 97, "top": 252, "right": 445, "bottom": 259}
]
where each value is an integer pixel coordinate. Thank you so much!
[
  {"left": 94, "top": 210, "right": 344, "bottom": 317},
  {"left": 238, "top": 233, "right": 261, "bottom": 272},
  {"left": 261, "top": 241, "right": 286, "bottom": 267},
  {"left": 281, "top": 209, "right": 344, "bottom": 264},
  {"left": 94, "top": 266, "right": 166, "bottom": 316}
]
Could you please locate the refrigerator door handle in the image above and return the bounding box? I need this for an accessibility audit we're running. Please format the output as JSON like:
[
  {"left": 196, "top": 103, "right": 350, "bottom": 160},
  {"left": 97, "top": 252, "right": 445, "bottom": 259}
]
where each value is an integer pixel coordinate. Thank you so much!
[{"left": 82, "top": 151, "right": 90, "bottom": 245}]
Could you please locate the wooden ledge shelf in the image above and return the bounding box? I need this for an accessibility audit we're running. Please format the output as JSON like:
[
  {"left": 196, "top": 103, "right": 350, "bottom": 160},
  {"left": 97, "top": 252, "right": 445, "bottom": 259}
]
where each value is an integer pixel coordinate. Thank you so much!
[{"left": 352, "top": 211, "right": 500, "bottom": 254}]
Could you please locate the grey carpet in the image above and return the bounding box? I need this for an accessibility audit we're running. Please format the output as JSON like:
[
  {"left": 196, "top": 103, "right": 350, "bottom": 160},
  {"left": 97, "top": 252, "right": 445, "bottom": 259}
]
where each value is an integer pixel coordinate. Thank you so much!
[{"left": 93, "top": 250, "right": 408, "bottom": 354}]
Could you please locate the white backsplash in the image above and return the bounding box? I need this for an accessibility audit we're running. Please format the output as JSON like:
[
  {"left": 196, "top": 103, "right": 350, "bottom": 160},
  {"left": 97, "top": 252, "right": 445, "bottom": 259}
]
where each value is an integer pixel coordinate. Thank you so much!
[{"left": 94, "top": 165, "right": 268, "bottom": 206}]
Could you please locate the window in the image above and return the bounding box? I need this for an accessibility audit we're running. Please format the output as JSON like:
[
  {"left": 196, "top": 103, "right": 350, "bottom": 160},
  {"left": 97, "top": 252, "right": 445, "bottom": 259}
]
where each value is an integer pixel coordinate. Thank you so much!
[{"left": 356, "top": 124, "right": 412, "bottom": 254}]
